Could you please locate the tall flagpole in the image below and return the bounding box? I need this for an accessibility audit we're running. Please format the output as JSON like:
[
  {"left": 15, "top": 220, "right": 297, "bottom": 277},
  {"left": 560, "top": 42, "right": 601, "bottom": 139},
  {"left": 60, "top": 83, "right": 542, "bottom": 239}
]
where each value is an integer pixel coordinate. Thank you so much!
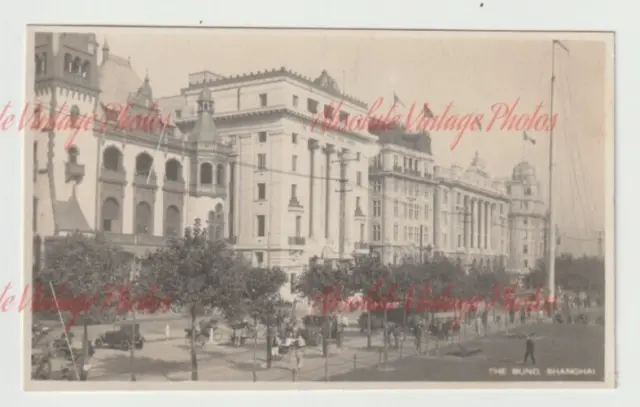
[{"left": 547, "top": 40, "right": 560, "bottom": 313}]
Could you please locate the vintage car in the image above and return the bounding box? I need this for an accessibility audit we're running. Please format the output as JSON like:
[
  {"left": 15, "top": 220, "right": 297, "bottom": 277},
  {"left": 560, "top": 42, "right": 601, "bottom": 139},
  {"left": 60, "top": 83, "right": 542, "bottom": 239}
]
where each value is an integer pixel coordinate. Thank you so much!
[
  {"left": 300, "top": 315, "right": 338, "bottom": 347},
  {"left": 95, "top": 323, "right": 144, "bottom": 350},
  {"left": 358, "top": 312, "right": 385, "bottom": 333}
]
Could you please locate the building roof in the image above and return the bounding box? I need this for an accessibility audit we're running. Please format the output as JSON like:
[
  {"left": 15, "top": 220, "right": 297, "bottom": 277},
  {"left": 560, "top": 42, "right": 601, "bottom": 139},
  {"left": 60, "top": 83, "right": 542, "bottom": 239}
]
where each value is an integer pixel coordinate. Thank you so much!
[
  {"left": 181, "top": 66, "right": 368, "bottom": 108},
  {"left": 512, "top": 161, "right": 536, "bottom": 182},
  {"left": 98, "top": 50, "right": 143, "bottom": 108},
  {"left": 368, "top": 119, "right": 432, "bottom": 155},
  {"left": 54, "top": 196, "right": 91, "bottom": 232}
]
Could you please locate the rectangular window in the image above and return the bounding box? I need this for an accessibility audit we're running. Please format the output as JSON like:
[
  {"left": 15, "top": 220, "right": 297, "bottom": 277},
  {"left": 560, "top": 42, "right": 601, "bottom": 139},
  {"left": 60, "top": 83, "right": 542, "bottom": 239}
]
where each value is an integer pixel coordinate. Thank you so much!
[
  {"left": 292, "top": 133, "right": 298, "bottom": 144},
  {"left": 523, "top": 244, "right": 528, "bottom": 254},
  {"left": 291, "top": 184, "right": 297, "bottom": 199},
  {"left": 356, "top": 196, "right": 361, "bottom": 209},
  {"left": 258, "top": 131, "right": 267, "bottom": 143},
  {"left": 257, "top": 153, "right": 267, "bottom": 170},
  {"left": 103, "top": 219, "right": 112, "bottom": 232},
  {"left": 292, "top": 155, "right": 297, "bottom": 172},
  {"left": 292, "top": 95, "right": 299, "bottom": 107},
  {"left": 295, "top": 216, "right": 302, "bottom": 237},
  {"left": 373, "top": 200, "right": 381, "bottom": 217},
  {"left": 356, "top": 171, "right": 362, "bottom": 186},
  {"left": 324, "top": 105, "right": 334, "bottom": 119},
  {"left": 373, "top": 224, "right": 381, "bottom": 241},
  {"left": 259, "top": 93, "right": 268, "bottom": 107},
  {"left": 290, "top": 273, "right": 297, "bottom": 294},
  {"left": 524, "top": 260, "right": 529, "bottom": 268},
  {"left": 394, "top": 200, "right": 399, "bottom": 217},
  {"left": 360, "top": 223, "right": 365, "bottom": 241},
  {"left": 443, "top": 191, "right": 448, "bottom": 204},
  {"left": 256, "top": 252, "right": 264, "bottom": 265},
  {"left": 257, "top": 215, "right": 266, "bottom": 237},
  {"left": 307, "top": 98, "right": 318, "bottom": 114},
  {"left": 394, "top": 224, "right": 399, "bottom": 240},
  {"left": 373, "top": 181, "right": 382, "bottom": 193},
  {"left": 257, "top": 183, "right": 266, "bottom": 200}
]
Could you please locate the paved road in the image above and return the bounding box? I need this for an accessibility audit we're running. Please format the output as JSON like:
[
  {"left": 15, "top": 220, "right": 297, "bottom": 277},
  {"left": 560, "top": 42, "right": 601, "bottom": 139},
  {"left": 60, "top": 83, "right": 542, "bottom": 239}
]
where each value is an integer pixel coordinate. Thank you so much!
[{"left": 326, "top": 323, "right": 605, "bottom": 382}]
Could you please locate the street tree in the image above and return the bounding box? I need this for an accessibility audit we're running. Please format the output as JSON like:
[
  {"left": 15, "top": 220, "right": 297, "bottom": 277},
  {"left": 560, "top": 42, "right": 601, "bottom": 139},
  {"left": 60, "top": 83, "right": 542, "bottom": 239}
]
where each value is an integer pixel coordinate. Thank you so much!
[
  {"left": 349, "top": 257, "right": 392, "bottom": 349},
  {"left": 237, "top": 266, "right": 287, "bottom": 376},
  {"left": 140, "top": 219, "right": 246, "bottom": 381},
  {"left": 294, "top": 257, "right": 353, "bottom": 357},
  {"left": 36, "top": 231, "right": 131, "bottom": 380}
]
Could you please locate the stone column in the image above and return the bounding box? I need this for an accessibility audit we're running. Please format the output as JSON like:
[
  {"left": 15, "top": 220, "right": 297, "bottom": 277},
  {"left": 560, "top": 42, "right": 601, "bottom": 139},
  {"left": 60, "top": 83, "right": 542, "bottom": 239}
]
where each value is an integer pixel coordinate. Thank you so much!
[
  {"left": 323, "top": 144, "right": 335, "bottom": 239},
  {"left": 308, "top": 139, "right": 319, "bottom": 238},
  {"left": 484, "top": 202, "right": 489, "bottom": 249},
  {"left": 463, "top": 195, "right": 470, "bottom": 249},
  {"left": 470, "top": 198, "right": 475, "bottom": 249},
  {"left": 477, "top": 199, "right": 483, "bottom": 250}
]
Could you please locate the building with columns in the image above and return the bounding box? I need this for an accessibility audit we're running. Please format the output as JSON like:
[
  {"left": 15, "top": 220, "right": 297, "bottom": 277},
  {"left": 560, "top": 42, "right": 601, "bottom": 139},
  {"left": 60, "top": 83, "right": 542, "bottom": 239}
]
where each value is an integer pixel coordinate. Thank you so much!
[
  {"left": 159, "top": 69, "right": 380, "bottom": 300},
  {"left": 31, "top": 33, "right": 231, "bottom": 268},
  {"left": 432, "top": 153, "right": 511, "bottom": 271},
  {"left": 369, "top": 145, "right": 546, "bottom": 275}
]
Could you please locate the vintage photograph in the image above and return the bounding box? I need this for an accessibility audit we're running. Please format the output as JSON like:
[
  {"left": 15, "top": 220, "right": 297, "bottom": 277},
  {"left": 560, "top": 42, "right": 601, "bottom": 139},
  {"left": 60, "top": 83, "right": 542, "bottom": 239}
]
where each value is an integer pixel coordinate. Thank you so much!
[{"left": 24, "top": 27, "right": 614, "bottom": 389}]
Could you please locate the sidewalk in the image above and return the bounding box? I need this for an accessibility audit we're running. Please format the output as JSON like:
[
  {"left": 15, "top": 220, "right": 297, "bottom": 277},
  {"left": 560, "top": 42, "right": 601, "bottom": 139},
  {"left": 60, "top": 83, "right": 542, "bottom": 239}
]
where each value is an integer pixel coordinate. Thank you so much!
[{"left": 162, "top": 317, "right": 540, "bottom": 382}]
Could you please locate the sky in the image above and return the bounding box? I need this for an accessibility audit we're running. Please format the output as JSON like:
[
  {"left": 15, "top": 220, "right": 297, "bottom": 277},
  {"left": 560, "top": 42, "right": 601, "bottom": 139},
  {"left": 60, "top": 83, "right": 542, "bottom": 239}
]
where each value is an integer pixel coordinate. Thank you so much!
[{"left": 69, "top": 27, "right": 610, "bottom": 255}]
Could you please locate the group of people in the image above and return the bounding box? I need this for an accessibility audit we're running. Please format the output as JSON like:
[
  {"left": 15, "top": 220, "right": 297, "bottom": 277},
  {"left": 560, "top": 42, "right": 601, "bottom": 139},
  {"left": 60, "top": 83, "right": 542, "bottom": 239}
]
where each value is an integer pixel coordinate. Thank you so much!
[{"left": 270, "top": 320, "right": 306, "bottom": 369}]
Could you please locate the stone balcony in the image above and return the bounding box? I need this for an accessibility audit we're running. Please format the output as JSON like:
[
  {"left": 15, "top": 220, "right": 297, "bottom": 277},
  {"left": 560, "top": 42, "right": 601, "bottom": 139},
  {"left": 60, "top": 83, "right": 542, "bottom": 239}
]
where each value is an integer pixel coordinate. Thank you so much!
[
  {"left": 163, "top": 178, "right": 186, "bottom": 193},
  {"left": 288, "top": 236, "right": 306, "bottom": 246},
  {"left": 288, "top": 197, "right": 304, "bottom": 212},
  {"left": 354, "top": 241, "right": 369, "bottom": 250},
  {"left": 99, "top": 167, "right": 126, "bottom": 185},
  {"left": 133, "top": 172, "right": 158, "bottom": 189},
  {"left": 191, "top": 183, "right": 227, "bottom": 199},
  {"left": 65, "top": 162, "right": 85, "bottom": 183}
]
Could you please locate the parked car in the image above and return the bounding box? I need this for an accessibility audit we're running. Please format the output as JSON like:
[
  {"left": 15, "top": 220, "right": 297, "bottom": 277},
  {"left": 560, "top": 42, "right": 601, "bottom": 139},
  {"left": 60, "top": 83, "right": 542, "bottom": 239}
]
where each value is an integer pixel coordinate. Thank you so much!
[
  {"left": 300, "top": 315, "right": 337, "bottom": 346},
  {"left": 358, "top": 312, "right": 384, "bottom": 332},
  {"left": 94, "top": 323, "right": 144, "bottom": 350}
]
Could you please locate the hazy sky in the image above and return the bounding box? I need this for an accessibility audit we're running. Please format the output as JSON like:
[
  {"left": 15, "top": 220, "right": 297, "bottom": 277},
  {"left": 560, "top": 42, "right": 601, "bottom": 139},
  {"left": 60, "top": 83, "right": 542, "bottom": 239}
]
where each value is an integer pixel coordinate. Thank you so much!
[{"left": 79, "top": 28, "right": 609, "bottom": 255}]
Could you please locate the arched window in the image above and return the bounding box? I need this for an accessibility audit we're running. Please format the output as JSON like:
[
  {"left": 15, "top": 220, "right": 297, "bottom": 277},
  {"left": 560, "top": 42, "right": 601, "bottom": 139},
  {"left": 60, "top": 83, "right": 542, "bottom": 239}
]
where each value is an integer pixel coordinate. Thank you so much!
[
  {"left": 165, "top": 159, "right": 181, "bottom": 181},
  {"left": 135, "top": 153, "right": 154, "bottom": 177},
  {"left": 72, "top": 57, "right": 81, "bottom": 74},
  {"left": 216, "top": 164, "right": 225, "bottom": 186},
  {"left": 200, "top": 163, "right": 213, "bottom": 185},
  {"left": 101, "top": 198, "right": 120, "bottom": 232},
  {"left": 135, "top": 202, "right": 152, "bottom": 235},
  {"left": 81, "top": 61, "right": 90, "bottom": 79},
  {"left": 67, "top": 146, "right": 79, "bottom": 164},
  {"left": 35, "top": 54, "right": 41, "bottom": 75},
  {"left": 102, "top": 146, "right": 121, "bottom": 171},
  {"left": 64, "top": 53, "right": 72, "bottom": 72},
  {"left": 165, "top": 205, "right": 181, "bottom": 237}
]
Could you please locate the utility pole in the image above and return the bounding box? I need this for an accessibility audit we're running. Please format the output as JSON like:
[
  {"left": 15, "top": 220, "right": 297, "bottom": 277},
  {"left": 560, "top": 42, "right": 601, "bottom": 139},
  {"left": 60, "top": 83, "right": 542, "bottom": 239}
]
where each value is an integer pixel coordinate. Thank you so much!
[
  {"left": 334, "top": 149, "right": 359, "bottom": 260},
  {"left": 419, "top": 225, "right": 424, "bottom": 263}
]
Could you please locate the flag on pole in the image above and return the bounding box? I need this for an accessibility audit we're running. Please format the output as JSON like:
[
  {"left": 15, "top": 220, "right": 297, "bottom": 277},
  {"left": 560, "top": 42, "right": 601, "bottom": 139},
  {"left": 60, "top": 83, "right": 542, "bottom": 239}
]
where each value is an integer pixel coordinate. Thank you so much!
[
  {"left": 423, "top": 103, "right": 434, "bottom": 118},
  {"left": 393, "top": 92, "right": 405, "bottom": 108},
  {"left": 553, "top": 40, "right": 570, "bottom": 54},
  {"left": 474, "top": 116, "right": 482, "bottom": 131},
  {"left": 523, "top": 131, "right": 536, "bottom": 145}
]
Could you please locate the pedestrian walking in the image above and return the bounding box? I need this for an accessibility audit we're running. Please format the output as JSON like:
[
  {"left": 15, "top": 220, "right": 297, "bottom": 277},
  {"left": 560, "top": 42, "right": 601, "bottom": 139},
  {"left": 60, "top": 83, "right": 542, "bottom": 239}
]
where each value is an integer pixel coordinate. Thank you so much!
[
  {"left": 292, "top": 329, "right": 305, "bottom": 370},
  {"left": 524, "top": 333, "right": 536, "bottom": 364}
]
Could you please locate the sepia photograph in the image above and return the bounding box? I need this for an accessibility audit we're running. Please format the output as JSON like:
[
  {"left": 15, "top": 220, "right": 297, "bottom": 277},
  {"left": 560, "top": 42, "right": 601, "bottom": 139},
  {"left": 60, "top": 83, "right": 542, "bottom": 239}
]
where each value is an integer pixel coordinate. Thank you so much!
[{"left": 23, "top": 26, "right": 614, "bottom": 390}]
